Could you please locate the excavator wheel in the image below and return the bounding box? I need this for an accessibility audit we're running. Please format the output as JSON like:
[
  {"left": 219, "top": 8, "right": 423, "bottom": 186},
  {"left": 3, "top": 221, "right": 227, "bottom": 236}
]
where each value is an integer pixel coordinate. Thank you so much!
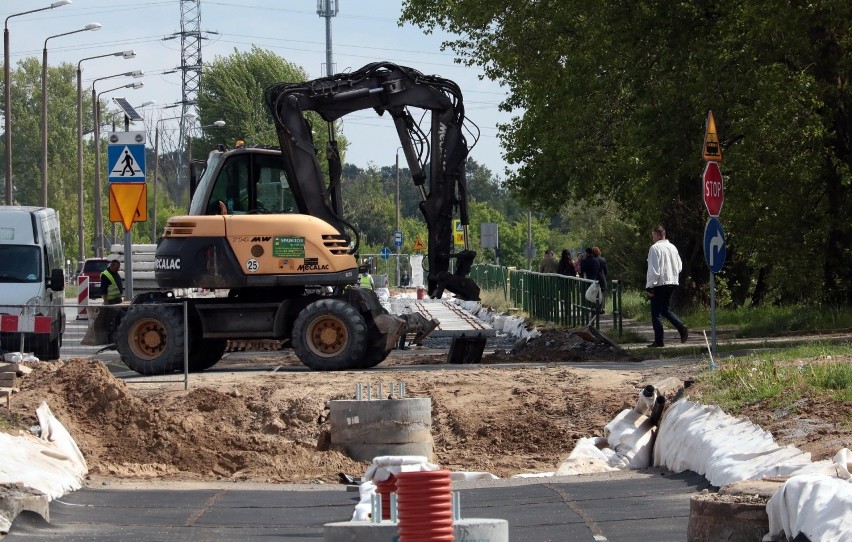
[
  {"left": 117, "top": 305, "right": 185, "bottom": 376},
  {"left": 188, "top": 339, "right": 227, "bottom": 372},
  {"left": 292, "top": 299, "right": 368, "bottom": 371},
  {"left": 356, "top": 347, "right": 391, "bottom": 369}
]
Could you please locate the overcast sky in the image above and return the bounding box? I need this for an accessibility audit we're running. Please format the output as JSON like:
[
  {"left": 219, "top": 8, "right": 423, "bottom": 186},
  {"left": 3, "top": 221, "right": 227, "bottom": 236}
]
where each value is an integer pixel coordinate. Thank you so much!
[{"left": 5, "top": 0, "right": 511, "bottom": 175}]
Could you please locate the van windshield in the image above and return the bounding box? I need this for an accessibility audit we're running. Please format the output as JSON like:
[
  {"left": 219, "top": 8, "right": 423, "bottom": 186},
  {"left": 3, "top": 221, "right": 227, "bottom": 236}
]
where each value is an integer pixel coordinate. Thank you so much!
[{"left": 0, "top": 245, "right": 41, "bottom": 283}]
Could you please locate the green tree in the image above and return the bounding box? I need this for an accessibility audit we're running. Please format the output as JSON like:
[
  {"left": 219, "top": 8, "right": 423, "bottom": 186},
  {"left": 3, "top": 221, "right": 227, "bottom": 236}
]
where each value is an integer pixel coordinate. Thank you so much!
[
  {"left": 401, "top": 0, "right": 852, "bottom": 305},
  {"left": 197, "top": 46, "right": 312, "bottom": 148}
]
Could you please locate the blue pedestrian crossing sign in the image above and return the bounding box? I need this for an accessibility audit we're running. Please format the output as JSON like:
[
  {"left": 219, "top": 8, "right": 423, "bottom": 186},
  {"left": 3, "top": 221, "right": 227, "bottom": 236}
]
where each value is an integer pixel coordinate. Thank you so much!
[
  {"left": 703, "top": 217, "right": 726, "bottom": 274},
  {"left": 108, "top": 131, "right": 146, "bottom": 182},
  {"left": 380, "top": 247, "right": 392, "bottom": 260}
]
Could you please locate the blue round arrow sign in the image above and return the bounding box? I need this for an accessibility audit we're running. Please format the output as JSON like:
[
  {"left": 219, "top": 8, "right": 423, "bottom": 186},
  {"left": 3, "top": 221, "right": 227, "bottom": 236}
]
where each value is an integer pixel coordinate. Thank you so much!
[{"left": 703, "top": 217, "right": 726, "bottom": 274}]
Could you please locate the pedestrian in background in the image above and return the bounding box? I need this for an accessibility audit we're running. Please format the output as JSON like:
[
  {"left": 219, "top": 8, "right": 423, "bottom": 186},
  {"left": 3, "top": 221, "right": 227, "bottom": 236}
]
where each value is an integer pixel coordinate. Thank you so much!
[
  {"left": 556, "top": 249, "right": 576, "bottom": 276},
  {"left": 645, "top": 225, "right": 688, "bottom": 347},
  {"left": 574, "top": 253, "right": 584, "bottom": 276},
  {"left": 592, "top": 246, "right": 608, "bottom": 312},
  {"left": 539, "top": 249, "right": 558, "bottom": 273}
]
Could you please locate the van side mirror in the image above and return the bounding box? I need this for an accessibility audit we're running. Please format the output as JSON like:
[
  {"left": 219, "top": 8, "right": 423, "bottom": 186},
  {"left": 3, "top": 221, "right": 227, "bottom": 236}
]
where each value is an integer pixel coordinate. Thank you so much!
[{"left": 50, "top": 268, "right": 65, "bottom": 292}]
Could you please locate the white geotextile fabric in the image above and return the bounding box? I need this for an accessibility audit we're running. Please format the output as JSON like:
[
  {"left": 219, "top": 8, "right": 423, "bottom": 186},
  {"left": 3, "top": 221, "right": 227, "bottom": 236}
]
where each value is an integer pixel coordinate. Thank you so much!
[
  {"left": 0, "top": 402, "right": 88, "bottom": 499},
  {"left": 653, "top": 400, "right": 846, "bottom": 488},
  {"left": 763, "top": 474, "right": 852, "bottom": 541}
]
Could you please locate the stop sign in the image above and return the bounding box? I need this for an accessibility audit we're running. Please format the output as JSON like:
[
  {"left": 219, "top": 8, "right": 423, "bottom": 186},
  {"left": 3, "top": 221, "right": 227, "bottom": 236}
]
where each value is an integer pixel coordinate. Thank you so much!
[{"left": 703, "top": 161, "right": 724, "bottom": 217}]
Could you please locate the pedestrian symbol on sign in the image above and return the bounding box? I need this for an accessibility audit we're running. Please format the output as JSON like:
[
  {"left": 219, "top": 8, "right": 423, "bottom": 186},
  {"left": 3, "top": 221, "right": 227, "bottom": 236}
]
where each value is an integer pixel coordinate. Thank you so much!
[{"left": 108, "top": 144, "right": 146, "bottom": 180}]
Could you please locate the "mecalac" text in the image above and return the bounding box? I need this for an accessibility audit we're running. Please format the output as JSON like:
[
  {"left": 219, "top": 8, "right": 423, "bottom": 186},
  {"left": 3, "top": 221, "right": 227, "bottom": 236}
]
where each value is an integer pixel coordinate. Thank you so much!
[{"left": 156, "top": 257, "right": 181, "bottom": 270}]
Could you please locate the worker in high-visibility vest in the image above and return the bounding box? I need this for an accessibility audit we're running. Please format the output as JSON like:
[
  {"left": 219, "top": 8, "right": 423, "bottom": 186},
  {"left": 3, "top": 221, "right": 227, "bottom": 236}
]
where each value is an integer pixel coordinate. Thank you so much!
[
  {"left": 357, "top": 265, "right": 374, "bottom": 290},
  {"left": 100, "top": 260, "right": 124, "bottom": 305}
]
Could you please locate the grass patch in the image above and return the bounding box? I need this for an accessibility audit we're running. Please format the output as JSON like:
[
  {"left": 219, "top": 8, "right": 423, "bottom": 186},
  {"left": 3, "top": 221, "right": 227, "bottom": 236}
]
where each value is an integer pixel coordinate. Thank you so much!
[
  {"left": 618, "top": 287, "right": 852, "bottom": 337},
  {"left": 691, "top": 343, "right": 852, "bottom": 412},
  {"left": 479, "top": 286, "right": 518, "bottom": 315}
]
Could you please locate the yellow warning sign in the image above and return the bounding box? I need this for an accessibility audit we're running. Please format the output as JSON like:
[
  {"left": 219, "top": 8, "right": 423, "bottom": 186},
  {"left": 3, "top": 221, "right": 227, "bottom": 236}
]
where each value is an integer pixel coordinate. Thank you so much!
[
  {"left": 412, "top": 236, "right": 426, "bottom": 251},
  {"left": 702, "top": 110, "right": 722, "bottom": 162},
  {"left": 109, "top": 183, "right": 147, "bottom": 232},
  {"left": 453, "top": 219, "right": 465, "bottom": 246}
]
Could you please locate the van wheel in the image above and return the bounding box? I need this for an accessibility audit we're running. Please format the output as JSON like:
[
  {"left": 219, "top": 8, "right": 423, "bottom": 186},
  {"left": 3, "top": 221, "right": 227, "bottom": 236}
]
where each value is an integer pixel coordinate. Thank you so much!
[
  {"left": 117, "top": 305, "right": 184, "bottom": 375},
  {"left": 38, "top": 335, "right": 61, "bottom": 361},
  {"left": 292, "top": 299, "right": 367, "bottom": 371}
]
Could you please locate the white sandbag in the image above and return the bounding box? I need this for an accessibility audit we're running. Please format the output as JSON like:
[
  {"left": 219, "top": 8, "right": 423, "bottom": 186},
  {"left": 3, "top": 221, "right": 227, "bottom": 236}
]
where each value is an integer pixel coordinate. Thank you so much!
[
  {"left": 604, "top": 409, "right": 656, "bottom": 469},
  {"left": 763, "top": 474, "right": 852, "bottom": 541},
  {"left": 654, "top": 400, "right": 838, "bottom": 487}
]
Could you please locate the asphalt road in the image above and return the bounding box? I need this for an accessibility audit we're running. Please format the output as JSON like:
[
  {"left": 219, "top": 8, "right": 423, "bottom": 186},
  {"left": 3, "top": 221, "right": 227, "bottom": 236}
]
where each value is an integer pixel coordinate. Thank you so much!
[{"left": 6, "top": 470, "right": 712, "bottom": 541}]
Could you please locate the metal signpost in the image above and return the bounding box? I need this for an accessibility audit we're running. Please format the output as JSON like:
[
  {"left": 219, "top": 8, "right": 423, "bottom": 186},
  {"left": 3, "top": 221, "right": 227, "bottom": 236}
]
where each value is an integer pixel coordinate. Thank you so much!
[
  {"left": 702, "top": 110, "right": 725, "bottom": 357},
  {"left": 108, "top": 130, "right": 147, "bottom": 298}
]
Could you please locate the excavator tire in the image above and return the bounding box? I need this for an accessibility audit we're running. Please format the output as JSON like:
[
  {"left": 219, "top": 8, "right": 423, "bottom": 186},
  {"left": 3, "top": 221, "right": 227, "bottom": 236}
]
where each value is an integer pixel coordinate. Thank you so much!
[
  {"left": 356, "top": 347, "right": 391, "bottom": 369},
  {"left": 117, "top": 305, "right": 185, "bottom": 376},
  {"left": 188, "top": 339, "right": 227, "bottom": 372},
  {"left": 292, "top": 299, "right": 368, "bottom": 371}
]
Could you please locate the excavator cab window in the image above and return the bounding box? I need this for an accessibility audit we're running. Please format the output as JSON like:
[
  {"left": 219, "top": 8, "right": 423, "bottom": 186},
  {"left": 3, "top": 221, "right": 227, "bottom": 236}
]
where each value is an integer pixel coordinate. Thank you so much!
[{"left": 203, "top": 151, "right": 296, "bottom": 215}]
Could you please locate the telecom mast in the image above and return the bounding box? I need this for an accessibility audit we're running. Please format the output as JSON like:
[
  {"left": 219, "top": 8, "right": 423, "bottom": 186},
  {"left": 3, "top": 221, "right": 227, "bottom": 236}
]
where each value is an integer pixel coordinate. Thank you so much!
[{"left": 316, "top": 0, "right": 339, "bottom": 76}]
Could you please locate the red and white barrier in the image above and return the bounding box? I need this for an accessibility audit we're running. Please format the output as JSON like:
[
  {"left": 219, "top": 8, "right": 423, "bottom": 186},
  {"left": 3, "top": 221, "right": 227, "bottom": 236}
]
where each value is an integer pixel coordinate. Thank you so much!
[
  {"left": 77, "top": 276, "right": 89, "bottom": 320},
  {"left": 0, "top": 314, "right": 52, "bottom": 333}
]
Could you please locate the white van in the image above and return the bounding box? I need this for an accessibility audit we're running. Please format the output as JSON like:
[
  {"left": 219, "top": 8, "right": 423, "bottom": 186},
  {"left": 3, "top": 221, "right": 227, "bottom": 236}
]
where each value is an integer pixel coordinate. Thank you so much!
[{"left": 0, "top": 206, "right": 66, "bottom": 359}]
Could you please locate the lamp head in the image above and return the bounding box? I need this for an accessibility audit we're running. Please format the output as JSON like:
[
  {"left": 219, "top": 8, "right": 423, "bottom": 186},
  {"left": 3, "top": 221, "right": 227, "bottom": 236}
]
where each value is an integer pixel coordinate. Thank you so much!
[
  {"left": 127, "top": 82, "right": 144, "bottom": 90},
  {"left": 51, "top": 0, "right": 72, "bottom": 7},
  {"left": 84, "top": 23, "right": 102, "bottom": 31},
  {"left": 127, "top": 70, "right": 144, "bottom": 78},
  {"left": 119, "top": 50, "right": 136, "bottom": 59},
  {"left": 213, "top": 120, "right": 226, "bottom": 127}
]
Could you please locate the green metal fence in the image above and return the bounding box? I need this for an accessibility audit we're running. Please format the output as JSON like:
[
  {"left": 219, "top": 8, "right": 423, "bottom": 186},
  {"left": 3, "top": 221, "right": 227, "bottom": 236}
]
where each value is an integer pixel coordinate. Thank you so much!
[{"left": 470, "top": 265, "right": 623, "bottom": 335}]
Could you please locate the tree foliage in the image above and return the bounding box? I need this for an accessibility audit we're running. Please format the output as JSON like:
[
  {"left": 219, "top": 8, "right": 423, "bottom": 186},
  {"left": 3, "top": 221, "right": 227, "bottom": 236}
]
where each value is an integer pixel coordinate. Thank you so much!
[{"left": 401, "top": 0, "right": 852, "bottom": 305}]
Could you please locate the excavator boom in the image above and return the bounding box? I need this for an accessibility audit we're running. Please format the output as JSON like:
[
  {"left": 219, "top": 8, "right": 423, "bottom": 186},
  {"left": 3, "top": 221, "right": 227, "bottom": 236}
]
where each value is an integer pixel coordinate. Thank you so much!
[{"left": 265, "top": 62, "right": 480, "bottom": 301}]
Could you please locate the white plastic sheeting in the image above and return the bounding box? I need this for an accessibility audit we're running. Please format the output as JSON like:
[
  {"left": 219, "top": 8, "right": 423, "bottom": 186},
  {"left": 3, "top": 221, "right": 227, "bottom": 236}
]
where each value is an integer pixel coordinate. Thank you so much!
[
  {"left": 0, "top": 402, "right": 88, "bottom": 500},
  {"left": 763, "top": 474, "right": 852, "bottom": 541},
  {"left": 653, "top": 400, "right": 846, "bottom": 487}
]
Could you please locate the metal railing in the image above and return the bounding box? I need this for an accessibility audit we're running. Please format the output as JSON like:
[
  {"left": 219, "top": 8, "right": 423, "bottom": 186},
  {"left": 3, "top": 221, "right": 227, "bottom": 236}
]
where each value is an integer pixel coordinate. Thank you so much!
[{"left": 470, "top": 265, "right": 623, "bottom": 335}]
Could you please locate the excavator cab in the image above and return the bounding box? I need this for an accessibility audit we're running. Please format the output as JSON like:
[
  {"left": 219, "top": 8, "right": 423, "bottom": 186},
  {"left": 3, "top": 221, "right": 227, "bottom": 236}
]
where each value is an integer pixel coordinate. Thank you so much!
[{"left": 189, "top": 146, "right": 298, "bottom": 217}]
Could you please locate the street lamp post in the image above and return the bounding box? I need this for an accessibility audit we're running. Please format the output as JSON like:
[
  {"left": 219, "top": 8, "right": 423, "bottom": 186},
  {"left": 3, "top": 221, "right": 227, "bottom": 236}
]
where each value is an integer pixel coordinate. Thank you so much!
[
  {"left": 75, "top": 50, "right": 135, "bottom": 266},
  {"left": 395, "top": 147, "right": 402, "bottom": 287},
  {"left": 4, "top": 0, "right": 71, "bottom": 205},
  {"left": 92, "top": 72, "right": 143, "bottom": 257},
  {"left": 41, "top": 23, "right": 101, "bottom": 207},
  {"left": 152, "top": 112, "right": 196, "bottom": 240}
]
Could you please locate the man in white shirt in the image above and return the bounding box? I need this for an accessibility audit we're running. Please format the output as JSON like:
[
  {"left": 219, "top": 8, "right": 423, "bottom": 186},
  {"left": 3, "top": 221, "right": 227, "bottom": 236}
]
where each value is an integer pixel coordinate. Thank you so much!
[{"left": 645, "top": 225, "right": 688, "bottom": 347}]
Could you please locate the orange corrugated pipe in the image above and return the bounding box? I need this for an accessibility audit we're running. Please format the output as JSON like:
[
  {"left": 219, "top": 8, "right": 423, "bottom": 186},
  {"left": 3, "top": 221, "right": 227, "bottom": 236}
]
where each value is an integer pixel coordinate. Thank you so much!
[
  {"left": 396, "top": 470, "right": 454, "bottom": 542},
  {"left": 375, "top": 474, "right": 396, "bottom": 520}
]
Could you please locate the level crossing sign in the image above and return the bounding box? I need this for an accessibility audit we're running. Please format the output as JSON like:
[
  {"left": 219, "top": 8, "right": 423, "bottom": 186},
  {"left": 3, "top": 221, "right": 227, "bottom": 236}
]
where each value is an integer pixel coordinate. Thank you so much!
[{"left": 108, "top": 131, "right": 146, "bottom": 182}]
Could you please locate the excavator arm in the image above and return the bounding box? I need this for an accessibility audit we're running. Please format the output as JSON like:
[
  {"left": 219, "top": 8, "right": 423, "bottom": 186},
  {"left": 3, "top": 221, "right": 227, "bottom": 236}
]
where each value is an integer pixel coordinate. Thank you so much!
[{"left": 265, "top": 62, "right": 480, "bottom": 301}]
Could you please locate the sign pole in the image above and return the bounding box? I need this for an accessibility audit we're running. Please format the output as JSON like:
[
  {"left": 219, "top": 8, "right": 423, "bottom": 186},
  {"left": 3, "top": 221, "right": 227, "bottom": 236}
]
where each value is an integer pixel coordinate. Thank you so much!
[
  {"left": 709, "top": 271, "right": 717, "bottom": 358},
  {"left": 124, "top": 230, "right": 133, "bottom": 300}
]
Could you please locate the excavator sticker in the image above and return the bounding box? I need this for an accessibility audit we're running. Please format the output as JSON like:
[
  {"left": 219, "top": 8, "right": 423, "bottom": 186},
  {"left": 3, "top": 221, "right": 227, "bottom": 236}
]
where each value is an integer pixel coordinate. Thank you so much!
[{"left": 273, "top": 237, "right": 305, "bottom": 258}]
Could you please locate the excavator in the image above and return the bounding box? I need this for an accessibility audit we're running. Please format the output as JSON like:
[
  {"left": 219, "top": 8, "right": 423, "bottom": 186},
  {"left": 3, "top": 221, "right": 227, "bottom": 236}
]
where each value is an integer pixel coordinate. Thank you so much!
[{"left": 84, "top": 62, "right": 482, "bottom": 374}]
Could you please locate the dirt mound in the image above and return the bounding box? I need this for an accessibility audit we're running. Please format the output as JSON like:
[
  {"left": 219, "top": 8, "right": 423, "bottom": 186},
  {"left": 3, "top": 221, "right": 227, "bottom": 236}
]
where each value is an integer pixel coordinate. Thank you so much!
[
  {"left": 13, "top": 359, "right": 366, "bottom": 483},
  {"left": 483, "top": 326, "right": 641, "bottom": 363}
]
